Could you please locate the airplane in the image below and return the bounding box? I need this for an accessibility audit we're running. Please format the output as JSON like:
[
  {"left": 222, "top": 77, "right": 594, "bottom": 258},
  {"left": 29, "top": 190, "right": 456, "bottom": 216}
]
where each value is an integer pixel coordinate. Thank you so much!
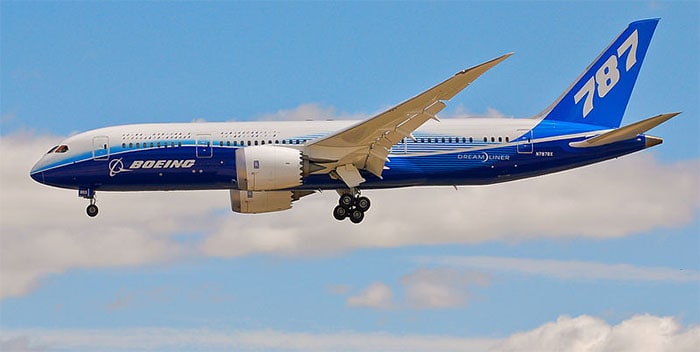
[{"left": 30, "top": 19, "right": 678, "bottom": 224}]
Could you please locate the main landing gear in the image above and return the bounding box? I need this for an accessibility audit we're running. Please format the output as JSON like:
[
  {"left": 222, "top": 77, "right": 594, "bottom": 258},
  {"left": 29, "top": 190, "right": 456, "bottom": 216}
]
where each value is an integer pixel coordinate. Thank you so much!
[
  {"left": 79, "top": 188, "right": 99, "bottom": 218},
  {"left": 333, "top": 191, "right": 371, "bottom": 224}
]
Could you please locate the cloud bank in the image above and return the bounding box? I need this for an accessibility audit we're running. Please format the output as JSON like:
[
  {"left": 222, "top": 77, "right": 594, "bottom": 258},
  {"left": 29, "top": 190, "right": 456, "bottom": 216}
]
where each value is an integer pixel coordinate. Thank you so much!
[
  {"left": 416, "top": 256, "right": 700, "bottom": 282},
  {"left": 1, "top": 124, "right": 698, "bottom": 298},
  {"left": 1, "top": 314, "right": 697, "bottom": 352},
  {"left": 344, "top": 268, "right": 490, "bottom": 310}
]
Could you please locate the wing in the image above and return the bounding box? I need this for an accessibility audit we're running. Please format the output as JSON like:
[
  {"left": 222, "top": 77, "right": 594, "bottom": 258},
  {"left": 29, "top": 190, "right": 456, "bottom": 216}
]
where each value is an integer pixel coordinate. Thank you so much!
[{"left": 304, "top": 53, "right": 512, "bottom": 187}]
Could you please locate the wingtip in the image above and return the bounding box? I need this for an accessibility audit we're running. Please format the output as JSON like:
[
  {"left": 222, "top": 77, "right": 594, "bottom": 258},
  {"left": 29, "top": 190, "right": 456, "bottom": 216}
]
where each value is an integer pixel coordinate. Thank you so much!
[{"left": 456, "top": 52, "right": 514, "bottom": 76}]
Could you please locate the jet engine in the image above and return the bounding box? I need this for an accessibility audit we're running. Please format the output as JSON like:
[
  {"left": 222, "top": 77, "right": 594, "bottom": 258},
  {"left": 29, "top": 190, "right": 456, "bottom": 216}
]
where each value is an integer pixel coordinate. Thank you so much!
[{"left": 235, "top": 145, "right": 303, "bottom": 191}]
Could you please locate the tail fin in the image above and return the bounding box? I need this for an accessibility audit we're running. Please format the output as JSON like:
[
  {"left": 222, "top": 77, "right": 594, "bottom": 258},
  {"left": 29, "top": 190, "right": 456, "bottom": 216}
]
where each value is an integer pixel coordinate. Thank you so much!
[{"left": 540, "top": 19, "right": 659, "bottom": 128}]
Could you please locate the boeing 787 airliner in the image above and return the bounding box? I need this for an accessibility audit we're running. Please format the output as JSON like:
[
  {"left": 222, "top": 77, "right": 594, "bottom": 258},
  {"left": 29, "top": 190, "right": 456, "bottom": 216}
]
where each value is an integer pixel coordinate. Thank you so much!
[{"left": 30, "top": 19, "right": 678, "bottom": 223}]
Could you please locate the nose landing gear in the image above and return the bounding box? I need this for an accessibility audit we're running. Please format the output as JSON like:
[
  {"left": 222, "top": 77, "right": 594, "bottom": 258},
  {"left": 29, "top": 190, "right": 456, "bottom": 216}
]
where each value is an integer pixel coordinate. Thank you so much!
[
  {"left": 86, "top": 199, "right": 98, "bottom": 217},
  {"left": 333, "top": 191, "right": 371, "bottom": 224},
  {"left": 79, "top": 187, "right": 99, "bottom": 218}
]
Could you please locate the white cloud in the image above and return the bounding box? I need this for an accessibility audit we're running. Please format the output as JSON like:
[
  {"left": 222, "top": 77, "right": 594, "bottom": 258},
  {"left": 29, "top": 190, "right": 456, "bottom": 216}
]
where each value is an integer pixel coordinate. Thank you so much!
[
  {"left": 0, "top": 336, "right": 44, "bottom": 352},
  {"left": 0, "top": 328, "right": 497, "bottom": 352},
  {"left": 346, "top": 282, "right": 394, "bottom": 309},
  {"left": 2, "top": 125, "right": 698, "bottom": 298},
  {"left": 344, "top": 268, "right": 489, "bottom": 310},
  {"left": 0, "top": 133, "right": 225, "bottom": 299},
  {"left": 400, "top": 268, "right": 490, "bottom": 309},
  {"left": 256, "top": 103, "right": 368, "bottom": 121},
  {"left": 491, "top": 314, "right": 700, "bottom": 352},
  {"left": 200, "top": 152, "right": 699, "bottom": 257},
  {"left": 449, "top": 105, "right": 510, "bottom": 118},
  {"left": 1, "top": 314, "right": 697, "bottom": 352},
  {"left": 417, "top": 256, "right": 700, "bottom": 282}
]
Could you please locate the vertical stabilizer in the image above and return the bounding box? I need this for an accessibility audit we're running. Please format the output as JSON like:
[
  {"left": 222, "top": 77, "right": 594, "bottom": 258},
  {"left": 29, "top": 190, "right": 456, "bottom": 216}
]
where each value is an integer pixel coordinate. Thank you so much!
[{"left": 540, "top": 19, "right": 659, "bottom": 128}]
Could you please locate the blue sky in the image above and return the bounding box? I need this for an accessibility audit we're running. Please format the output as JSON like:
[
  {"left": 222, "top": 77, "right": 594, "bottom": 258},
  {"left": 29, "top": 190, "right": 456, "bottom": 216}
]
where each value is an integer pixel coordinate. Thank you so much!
[{"left": 1, "top": 1, "right": 699, "bottom": 351}]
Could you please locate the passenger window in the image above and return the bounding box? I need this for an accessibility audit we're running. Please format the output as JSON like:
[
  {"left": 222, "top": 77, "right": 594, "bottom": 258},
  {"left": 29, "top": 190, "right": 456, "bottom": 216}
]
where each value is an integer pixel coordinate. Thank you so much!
[
  {"left": 506, "top": 137, "right": 510, "bottom": 142},
  {"left": 129, "top": 143, "right": 133, "bottom": 148},
  {"left": 498, "top": 137, "right": 502, "bottom": 142},
  {"left": 136, "top": 143, "right": 140, "bottom": 148},
  {"left": 122, "top": 143, "right": 126, "bottom": 148}
]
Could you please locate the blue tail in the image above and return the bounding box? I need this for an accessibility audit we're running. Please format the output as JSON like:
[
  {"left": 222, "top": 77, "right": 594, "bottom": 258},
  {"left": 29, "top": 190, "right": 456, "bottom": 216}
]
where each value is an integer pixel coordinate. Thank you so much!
[{"left": 540, "top": 19, "right": 659, "bottom": 128}]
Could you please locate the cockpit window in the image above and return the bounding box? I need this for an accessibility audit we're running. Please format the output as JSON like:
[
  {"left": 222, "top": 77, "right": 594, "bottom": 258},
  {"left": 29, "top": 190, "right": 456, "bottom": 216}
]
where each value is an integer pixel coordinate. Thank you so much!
[
  {"left": 53, "top": 145, "right": 69, "bottom": 153},
  {"left": 46, "top": 146, "right": 59, "bottom": 154}
]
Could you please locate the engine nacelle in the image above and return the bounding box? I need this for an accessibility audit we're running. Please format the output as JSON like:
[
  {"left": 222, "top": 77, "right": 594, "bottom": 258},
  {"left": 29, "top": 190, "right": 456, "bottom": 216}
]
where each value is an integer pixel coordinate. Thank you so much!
[
  {"left": 230, "top": 190, "right": 292, "bottom": 214},
  {"left": 235, "top": 145, "right": 303, "bottom": 191}
]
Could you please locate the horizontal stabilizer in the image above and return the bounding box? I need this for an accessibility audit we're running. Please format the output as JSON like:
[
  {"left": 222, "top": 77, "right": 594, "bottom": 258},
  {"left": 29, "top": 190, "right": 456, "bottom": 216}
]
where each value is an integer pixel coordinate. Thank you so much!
[{"left": 570, "top": 112, "right": 680, "bottom": 148}]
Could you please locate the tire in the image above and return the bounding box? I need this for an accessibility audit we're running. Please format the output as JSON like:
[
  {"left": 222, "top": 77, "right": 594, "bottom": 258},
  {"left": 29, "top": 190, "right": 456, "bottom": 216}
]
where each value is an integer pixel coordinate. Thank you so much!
[
  {"left": 333, "top": 205, "right": 348, "bottom": 221},
  {"left": 339, "top": 194, "right": 354, "bottom": 208},
  {"left": 349, "top": 209, "right": 364, "bottom": 224},
  {"left": 86, "top": 204, "right": 99, "bottom": 217},
  {"left": 356, "top": 196, "right": 371, "bottom": 212}
]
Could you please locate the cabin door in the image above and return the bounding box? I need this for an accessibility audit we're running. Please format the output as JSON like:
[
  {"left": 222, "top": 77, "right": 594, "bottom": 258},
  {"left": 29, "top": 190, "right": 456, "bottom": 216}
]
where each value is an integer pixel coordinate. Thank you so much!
[
  {"left": 92, "top": 136, "right": 110, "bottom": 160},
  {"left": 517, "top": 130, "right": 533, "bottom": 154},
  {"left": 196, "top": 134, "right": 213, "bottom": 158}
]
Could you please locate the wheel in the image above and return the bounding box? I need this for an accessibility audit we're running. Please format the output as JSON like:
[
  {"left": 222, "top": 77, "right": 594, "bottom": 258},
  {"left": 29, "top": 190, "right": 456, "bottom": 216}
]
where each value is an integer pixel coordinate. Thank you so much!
[
  {"left": 86, "top": 204, "right": 99, "bottom": 217},
  {"left": 339, "top": 193, "right": 354, "bottom": 208},
  {"left": 356, "top": 196, "right": 371, "bottom": 212},
  {"left": 333, "top": 205, "right": 348, "bottom": 221},
  {"left": 349, "top": 209, "right": 364, "bottom": 224}
]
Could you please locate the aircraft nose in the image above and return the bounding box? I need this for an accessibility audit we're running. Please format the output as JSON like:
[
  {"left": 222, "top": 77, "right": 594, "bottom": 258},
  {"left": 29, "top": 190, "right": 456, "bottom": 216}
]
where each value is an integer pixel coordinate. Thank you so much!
[
  {"left": 30, "top": 169, "right": 45, "bottom": 184},
  {"left": 30, "top": 159, "right": 47, "bottom": 184}
]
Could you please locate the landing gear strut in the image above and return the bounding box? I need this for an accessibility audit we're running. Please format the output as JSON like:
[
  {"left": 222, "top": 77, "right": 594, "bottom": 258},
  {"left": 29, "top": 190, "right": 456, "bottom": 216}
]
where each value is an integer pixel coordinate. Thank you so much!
[
  {"left": 333, "top": 190, "right": 371, "bottom": 224},
  {"left": 79, "top": 188, "right": 99, "bottom": 218}
]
